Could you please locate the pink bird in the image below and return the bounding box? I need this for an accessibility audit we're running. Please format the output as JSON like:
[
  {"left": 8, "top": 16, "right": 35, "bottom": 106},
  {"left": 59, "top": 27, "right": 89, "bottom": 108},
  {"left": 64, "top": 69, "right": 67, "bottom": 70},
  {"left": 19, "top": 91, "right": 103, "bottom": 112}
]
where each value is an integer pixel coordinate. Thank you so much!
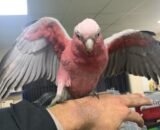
[{"left": 0, "top": 17, "right": 160, "bottom": 105}]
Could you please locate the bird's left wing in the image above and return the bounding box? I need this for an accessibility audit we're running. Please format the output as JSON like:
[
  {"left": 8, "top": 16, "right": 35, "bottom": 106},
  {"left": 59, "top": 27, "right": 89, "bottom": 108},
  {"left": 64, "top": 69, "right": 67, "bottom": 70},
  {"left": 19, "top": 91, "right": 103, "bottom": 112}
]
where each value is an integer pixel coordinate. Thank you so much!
[
  {"left": 0, "top": 17, "right": 71, "bottom": 99},
  {"left": 104, "top": 29, "right": 160, "bottom": 83}
]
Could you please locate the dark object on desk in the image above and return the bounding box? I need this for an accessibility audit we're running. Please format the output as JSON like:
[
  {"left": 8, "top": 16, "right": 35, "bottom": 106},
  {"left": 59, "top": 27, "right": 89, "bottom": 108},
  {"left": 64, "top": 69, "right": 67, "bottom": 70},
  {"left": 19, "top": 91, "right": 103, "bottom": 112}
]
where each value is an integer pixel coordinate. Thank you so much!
[
  {"left": 97, "top": 72, "right": 130, "bottom": 93},
  {"left": 23, "top": 78, "right": 56, "bottom": 106}
]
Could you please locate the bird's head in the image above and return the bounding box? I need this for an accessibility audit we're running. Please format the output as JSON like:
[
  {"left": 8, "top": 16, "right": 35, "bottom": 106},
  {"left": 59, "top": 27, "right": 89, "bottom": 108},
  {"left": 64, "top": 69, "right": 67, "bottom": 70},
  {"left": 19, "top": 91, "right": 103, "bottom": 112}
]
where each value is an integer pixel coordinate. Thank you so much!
[{"left": 72, "top": 18, "right": 103, "bottom": 55}]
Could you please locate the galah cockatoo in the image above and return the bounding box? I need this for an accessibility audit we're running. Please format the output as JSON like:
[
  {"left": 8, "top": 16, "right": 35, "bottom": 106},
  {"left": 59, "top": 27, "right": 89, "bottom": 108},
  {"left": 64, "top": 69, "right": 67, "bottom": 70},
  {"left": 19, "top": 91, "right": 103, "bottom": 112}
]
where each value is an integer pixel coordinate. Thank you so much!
[{"left": 0, "top": 17, "right": 160, "bottom": 105}]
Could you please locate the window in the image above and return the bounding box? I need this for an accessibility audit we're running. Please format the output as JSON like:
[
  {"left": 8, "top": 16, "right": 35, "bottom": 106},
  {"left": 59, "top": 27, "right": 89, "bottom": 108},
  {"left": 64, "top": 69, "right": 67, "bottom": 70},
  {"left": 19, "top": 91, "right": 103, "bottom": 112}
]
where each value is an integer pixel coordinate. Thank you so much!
[{"left": 0, "top": 0, "right": 28, "bottom": 15}]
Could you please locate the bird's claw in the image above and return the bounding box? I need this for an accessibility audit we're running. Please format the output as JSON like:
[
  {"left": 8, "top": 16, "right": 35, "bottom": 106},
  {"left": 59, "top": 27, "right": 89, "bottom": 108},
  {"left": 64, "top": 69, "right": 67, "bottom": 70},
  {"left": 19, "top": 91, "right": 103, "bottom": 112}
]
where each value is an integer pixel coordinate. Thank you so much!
[
  {"left": 48, "top": 95, "right": 64, "bottom": 107},
  {"left": 90, "top": 91, "right": 100, "bottom": 99}
]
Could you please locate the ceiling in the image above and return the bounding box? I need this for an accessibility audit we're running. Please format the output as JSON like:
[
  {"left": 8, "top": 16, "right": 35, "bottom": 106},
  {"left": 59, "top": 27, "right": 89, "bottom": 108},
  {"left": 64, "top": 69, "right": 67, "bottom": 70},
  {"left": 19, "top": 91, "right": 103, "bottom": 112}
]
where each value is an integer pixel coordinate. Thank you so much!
[{"left": 0, "top": 0, "right": 160, "bottom": 59}]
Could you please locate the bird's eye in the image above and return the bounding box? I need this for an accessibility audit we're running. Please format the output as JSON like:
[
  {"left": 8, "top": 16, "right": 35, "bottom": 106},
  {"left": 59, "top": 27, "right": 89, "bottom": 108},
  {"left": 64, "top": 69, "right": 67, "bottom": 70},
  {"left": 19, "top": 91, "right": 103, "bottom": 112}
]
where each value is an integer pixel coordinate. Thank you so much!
[
  {"left": 96, "top": 32, "right": 100, "bottom": 38},
  {"left": 76, "top": 32, "right": 81, "bottom": 40}
]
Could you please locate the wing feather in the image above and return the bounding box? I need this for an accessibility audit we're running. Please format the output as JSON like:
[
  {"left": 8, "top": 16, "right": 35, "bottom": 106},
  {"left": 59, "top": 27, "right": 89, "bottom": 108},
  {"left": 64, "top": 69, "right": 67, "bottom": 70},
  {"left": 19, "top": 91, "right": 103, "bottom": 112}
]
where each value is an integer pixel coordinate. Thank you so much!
[
  {"left": 0, "top": 17, "right": 70, "bottom": 99},
  {"left": 104, "top": 29, "right": 160, "bottom": 83}
]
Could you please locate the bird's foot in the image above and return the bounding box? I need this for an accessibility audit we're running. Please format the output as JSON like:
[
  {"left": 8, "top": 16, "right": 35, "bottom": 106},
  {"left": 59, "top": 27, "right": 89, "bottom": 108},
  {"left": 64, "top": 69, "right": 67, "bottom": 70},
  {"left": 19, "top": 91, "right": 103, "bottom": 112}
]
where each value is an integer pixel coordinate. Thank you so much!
[
  {"left": 48, "top": 95, "right": 64, "bottom": 107},
  {"left": 48, "top": 89, "right": 71, "bottom": 107},
  {"left": 90, "top": 90, "right": 99, "bottom": 99}
]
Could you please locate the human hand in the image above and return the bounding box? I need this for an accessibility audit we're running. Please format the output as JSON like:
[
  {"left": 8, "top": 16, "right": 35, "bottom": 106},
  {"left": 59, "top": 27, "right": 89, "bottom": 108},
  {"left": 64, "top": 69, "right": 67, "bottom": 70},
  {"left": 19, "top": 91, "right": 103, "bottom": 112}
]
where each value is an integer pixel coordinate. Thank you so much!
[{"left": 48, "top": 93, "right": 151, "bottom": 130}]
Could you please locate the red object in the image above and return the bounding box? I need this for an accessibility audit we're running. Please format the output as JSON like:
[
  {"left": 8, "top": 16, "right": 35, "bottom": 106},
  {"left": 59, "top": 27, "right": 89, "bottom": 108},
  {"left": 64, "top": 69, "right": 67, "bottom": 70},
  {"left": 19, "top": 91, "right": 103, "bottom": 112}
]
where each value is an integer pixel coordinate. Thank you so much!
[{"left": 136, "top": 106, "right": 160, "bottom": 121}]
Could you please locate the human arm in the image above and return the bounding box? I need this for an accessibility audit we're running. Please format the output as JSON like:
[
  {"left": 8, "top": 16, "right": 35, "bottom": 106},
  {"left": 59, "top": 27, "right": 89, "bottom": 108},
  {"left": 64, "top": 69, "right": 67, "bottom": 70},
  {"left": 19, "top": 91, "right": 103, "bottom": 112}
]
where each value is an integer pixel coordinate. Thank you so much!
[
  {"left": 48, "top": 93, "right": 151, "bottom": 130},
  {"left": 0, "top": 93, "right": 151, "bottom": 130}
]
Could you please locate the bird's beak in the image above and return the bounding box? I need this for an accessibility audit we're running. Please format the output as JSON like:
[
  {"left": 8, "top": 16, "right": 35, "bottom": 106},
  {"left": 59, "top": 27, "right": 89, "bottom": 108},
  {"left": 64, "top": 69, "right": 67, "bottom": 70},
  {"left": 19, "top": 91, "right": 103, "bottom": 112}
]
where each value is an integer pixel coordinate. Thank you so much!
[{"left": 85, "top": 39, "right": 94, "bottom": 52}]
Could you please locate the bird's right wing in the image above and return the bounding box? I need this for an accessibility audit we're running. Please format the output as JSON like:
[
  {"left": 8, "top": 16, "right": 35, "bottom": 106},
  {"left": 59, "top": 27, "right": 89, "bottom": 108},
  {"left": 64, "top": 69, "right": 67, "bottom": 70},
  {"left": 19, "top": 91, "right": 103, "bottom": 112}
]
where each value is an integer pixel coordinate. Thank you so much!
[{"left": 0, "top": 17, "right": 71, "bottom": 99}]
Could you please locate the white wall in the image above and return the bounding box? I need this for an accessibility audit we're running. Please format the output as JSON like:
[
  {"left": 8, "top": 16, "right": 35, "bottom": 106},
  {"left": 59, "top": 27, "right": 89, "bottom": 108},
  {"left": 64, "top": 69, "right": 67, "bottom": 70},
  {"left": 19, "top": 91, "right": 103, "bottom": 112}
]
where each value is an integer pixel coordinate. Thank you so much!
[
  {"left": 156, "top": 32, "right": 160, "bottom": 40},
  {"left": 129, "top": 75, "right": 150, "bottom": 93}
]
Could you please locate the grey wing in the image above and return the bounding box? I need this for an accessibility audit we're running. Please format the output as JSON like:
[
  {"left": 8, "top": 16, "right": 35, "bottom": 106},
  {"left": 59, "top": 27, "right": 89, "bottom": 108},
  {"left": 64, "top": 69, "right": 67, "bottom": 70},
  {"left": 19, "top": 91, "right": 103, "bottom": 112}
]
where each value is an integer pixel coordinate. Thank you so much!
[
  {"left": 0, "top": 38, "right": 59, "bottom": 99},
  {"left": 104, "top": 30, "right": 160, "bottom": 83}
]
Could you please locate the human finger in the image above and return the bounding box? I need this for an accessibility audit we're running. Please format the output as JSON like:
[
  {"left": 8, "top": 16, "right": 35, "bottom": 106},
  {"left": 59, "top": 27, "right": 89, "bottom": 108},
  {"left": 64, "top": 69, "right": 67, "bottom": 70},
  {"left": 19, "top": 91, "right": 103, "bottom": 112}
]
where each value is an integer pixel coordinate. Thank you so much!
[
  {"left": 120, "top": 94, "right": 152, "bottom": 107},
  {"left": 124, "top": 110, "right": 144, "bottom": 127}
]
